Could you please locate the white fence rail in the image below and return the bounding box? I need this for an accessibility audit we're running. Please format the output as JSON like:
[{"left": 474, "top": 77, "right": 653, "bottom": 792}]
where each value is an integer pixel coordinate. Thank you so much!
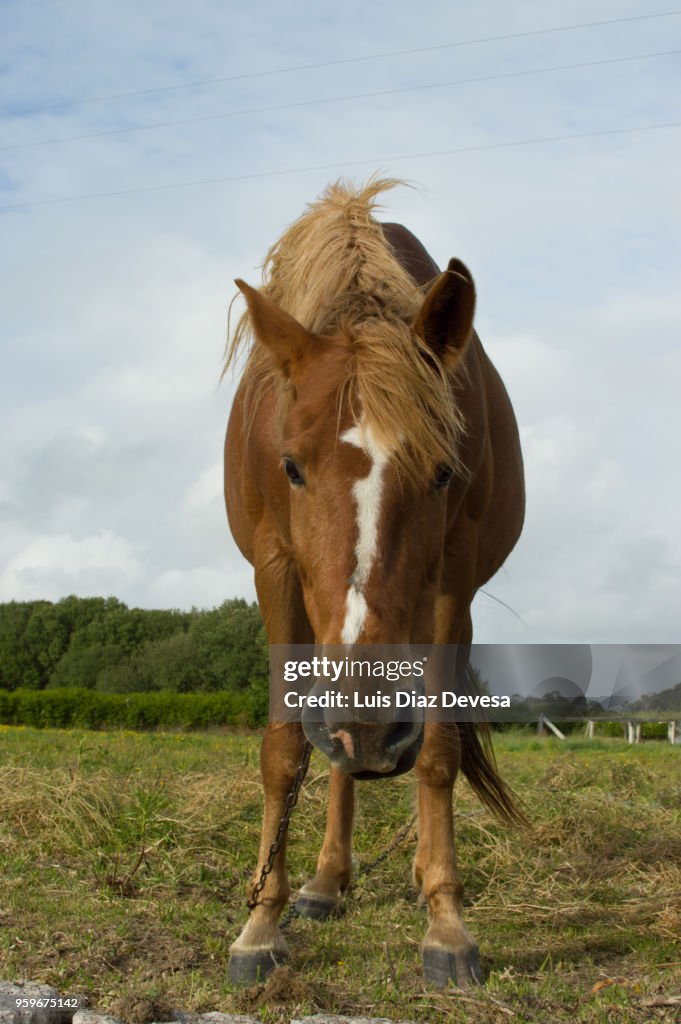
[{"left": 536, "top": 715, "right": 680, "bottom": 744}]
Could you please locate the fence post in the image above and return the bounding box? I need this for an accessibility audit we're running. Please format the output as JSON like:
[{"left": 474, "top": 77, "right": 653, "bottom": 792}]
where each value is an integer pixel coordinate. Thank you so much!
[
  {"left": 542, "top": 716, "right": 566, "bottom": 740},
  {"left": 585, "top": 719, "right": 595, "bottom": 739},
  {"left": 669, "top": 720, "right": 678, "bottom": 745}
]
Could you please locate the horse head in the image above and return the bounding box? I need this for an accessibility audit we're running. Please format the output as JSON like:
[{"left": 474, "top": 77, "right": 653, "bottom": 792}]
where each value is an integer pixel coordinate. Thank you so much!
[{"left": 236, "top": 262, "right": 475, "bottom": 777}]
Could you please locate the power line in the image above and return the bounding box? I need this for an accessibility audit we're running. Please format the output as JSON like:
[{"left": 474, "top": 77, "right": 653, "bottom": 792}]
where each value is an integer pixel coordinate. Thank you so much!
[
  {"left": 4, "top": 49, "right": 678, "bottom": 154},
  {"left": 5, "top": 10, "right": 681, "bottom": 119},
  {"left": 2, "top": 120, "right": 679, "bottom": 213}
]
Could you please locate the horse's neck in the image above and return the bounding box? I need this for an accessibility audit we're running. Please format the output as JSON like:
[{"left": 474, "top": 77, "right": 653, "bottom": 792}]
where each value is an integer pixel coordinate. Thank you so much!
[{"left": 380, "top": 222, "right": 440, "bottom": 287}]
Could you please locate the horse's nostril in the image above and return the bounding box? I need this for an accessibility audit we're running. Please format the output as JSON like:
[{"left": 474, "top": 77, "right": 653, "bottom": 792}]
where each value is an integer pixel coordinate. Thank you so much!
[
  {"left": 329, "top": 728, "right": 355, "bottom": 759},
  {"left": 386, "top": 720, "right": 416, "bottom": 752}
]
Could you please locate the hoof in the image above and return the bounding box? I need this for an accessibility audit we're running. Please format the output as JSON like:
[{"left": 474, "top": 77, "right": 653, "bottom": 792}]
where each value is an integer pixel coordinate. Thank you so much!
[
  {"left": 228, "top": 949, "right": 286, "bottom": 985},
  {"left": 422, "top": 945, "right": 484, "bottom": 988},
  {"left": 294, "top": 892, "right": 342, "bottom": 921}
]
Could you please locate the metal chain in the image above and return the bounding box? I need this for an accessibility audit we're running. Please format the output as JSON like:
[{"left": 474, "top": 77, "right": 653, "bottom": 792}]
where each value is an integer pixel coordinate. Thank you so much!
[
  {"left": 246, "top": 739, "right": 418, "bottom": 926},
  {"left": 280, "top": 809, "right": 418, "bottom": 931},
  {"left": 246, "top": 740, "right": 313, "bottom": 911},
  {"left": 279, "top": 897, "right": 302, "bottom": 931},
  {"left": 355, "top": 811, "right": 417, "bottom": 879}
]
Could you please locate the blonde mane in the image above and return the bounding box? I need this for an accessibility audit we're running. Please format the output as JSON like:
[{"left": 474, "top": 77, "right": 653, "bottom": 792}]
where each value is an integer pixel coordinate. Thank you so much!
[{"left": 226, "top": 177, "right": 465, "bottom": 476}]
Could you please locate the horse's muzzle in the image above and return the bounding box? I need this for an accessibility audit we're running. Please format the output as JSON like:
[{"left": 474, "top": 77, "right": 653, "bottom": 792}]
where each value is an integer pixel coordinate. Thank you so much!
[{"left": 301, "top": 711, "right": 423, "bottom": 777}]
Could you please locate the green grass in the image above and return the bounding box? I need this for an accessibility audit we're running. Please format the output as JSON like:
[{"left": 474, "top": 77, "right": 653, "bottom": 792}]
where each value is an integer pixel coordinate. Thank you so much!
[{"left": 0, "top": 725, "right": 679, "bottom": 1023}]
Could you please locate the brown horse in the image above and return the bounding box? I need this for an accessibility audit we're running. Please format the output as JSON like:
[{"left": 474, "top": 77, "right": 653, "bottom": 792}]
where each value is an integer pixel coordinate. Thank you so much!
[{"left": 223, "top": 178, "right": 525, "bottom": 988}]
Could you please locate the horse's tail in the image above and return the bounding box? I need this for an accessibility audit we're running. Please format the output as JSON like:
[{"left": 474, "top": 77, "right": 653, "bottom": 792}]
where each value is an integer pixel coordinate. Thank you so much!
[{"left": 459, "top": 721, "right": 529, "bottom": 826}]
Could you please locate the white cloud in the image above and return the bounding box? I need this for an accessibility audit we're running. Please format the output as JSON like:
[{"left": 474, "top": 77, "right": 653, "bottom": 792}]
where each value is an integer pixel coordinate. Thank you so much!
[
  {"left": 0, "top": 530, "right": 142, "bottom": 602},
  {"left": 145, "top": 564, "right": 256, "bottom": 609},
  {"left": 1, "top": 0, "right": 679, "bottom": 642}
]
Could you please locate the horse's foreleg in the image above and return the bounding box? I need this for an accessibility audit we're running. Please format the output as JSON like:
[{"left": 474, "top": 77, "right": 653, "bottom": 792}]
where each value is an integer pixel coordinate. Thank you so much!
[
  {"left": 296, "top": 767, "right": 354, "bottom": 919},
  {"left": 412, "top": 783, "right": 430, "bottom": 905},
  {"left": 416, "top": 722, "right": 483, "bottom": 989},
  {"left": 228, "top": 721, "right": 306, "bottom": 983}
]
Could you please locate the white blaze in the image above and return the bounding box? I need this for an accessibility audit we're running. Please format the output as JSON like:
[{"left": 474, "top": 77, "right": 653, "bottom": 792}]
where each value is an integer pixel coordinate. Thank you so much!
[{"left": 340, "top": 424, "right": 389, "bottom": 643}]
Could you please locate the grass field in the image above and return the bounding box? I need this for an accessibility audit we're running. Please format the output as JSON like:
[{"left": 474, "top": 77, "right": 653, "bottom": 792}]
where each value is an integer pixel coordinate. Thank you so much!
[{"left": 0, "top": 726, "right": 679, "bottom": 1023}]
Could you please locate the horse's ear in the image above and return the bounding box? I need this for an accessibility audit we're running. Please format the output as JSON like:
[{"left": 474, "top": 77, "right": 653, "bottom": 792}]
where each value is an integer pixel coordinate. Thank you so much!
[
  {"left": 413, "top": 258, "right": 476, "bottom": 369},
  {"left": 235, "top": 279, "right": 313, "bottom": 376}
]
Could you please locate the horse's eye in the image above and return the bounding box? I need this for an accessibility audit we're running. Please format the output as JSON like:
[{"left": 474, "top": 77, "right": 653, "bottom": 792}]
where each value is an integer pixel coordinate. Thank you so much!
[
  {"left": 283, "top": 457, "right": 305, "bottom": 486},
  {"left": 434, "top": 465, "right": 454, "bottom": 489}
]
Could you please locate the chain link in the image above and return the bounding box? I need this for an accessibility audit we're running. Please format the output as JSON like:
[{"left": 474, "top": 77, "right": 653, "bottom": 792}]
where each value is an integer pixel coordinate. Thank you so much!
[
  {"left": 246, "top": 740, "right": 313, "bottom": 912},
  {"left": 355, "top": 811, "right": 417, "bottom": 879},
  {"left": 277, "top": 810, "right": 417, "bottom": 931},
  {"left": 246, "top": 742, "right": 417, "bottom": 925}
]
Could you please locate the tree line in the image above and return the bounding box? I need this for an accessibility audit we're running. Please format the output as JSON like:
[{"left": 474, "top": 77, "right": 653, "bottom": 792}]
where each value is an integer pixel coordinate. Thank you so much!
[{"left": 0, "top": 596, "right": 268, "bottom": 696}]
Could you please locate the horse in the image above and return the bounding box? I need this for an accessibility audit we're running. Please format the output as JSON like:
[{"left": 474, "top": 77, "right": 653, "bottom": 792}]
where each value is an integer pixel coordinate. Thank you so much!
[{"left": 223, "top": 178, "right": 525, "bottom": 989}]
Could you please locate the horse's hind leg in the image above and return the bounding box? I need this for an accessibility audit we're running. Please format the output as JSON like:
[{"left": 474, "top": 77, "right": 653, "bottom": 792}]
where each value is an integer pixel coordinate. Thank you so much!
[
  {"left": 228, "top": 721, "right": 307, "bottom": 984},
  {"left": 296, "top": 767, "right": 354, "bottom": 919},
  {"left": 416, "top": 722, "right": 483, "bottom": 989}
]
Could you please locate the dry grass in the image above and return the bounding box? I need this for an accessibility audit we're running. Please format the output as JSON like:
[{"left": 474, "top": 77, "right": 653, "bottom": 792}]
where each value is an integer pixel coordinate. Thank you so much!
[{"left": 0, "top": 725, "right": 679, "bottom": 1023}]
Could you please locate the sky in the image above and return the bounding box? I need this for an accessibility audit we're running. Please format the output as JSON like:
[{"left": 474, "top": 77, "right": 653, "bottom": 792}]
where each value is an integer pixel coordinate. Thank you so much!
[{"left": 1, "top": 0, "right": 680, "bottom": 643}]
